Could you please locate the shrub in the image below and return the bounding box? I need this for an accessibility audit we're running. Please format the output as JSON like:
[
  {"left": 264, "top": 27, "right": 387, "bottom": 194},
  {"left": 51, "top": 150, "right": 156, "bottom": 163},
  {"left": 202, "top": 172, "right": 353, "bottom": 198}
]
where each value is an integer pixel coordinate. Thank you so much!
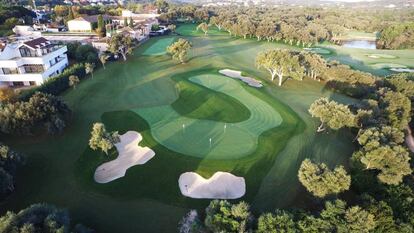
[{"left": 19, "top": 63, "right": 86, "bottom": 100}]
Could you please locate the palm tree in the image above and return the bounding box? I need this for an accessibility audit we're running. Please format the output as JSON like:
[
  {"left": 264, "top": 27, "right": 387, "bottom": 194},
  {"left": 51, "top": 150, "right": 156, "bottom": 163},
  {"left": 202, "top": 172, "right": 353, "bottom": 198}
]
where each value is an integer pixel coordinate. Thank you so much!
[
  {"left": 68, "top": 75, "right": 79, "bottom": 89},
  {"left": 85, "top": 63, "right": 95, "bottom": 79},
  {"left": 99, "top": 54, "right": 109, "bottom": 69}
]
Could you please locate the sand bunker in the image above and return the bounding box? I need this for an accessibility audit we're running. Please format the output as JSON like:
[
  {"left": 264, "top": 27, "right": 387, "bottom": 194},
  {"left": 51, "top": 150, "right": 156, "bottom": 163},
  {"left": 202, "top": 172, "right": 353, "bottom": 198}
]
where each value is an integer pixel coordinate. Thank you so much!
[
  {"left": 390, "top": 68, "right": 414, "bottom": 73},
  {"left": 219, "top": 69, "right": 263, "bottom": 88},
  {"left": 94, "top": 131, "right": 155, "bottom": 183},
  {"left": 366, "top": 54, "right": 397, "bottom": 59},
  {"left": 179, "top": 172, "right": 246, "bottom": 199}
]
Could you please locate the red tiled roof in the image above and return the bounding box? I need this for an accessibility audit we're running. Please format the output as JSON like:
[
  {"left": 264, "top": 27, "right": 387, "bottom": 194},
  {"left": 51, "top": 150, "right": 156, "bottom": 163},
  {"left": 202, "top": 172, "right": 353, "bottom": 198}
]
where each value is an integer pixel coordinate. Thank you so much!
[{"left": 23, "top": 37, "right": 50, "bottom": 49}]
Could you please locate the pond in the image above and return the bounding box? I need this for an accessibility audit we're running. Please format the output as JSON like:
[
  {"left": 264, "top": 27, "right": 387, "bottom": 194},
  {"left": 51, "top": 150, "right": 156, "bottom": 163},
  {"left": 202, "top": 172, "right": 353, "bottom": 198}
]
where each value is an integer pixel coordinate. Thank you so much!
[{"left": 342, "top": 40, "right": 377, "bottom": 49}]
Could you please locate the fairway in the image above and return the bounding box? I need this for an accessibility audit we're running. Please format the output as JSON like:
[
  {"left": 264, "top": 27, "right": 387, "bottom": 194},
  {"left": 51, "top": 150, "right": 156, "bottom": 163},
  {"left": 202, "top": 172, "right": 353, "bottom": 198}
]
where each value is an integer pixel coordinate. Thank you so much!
[
  {"left": 0, "top": 24, "right": 359, "bottom": 233},
  {"left": 134, "top": 74, "right": 282, "bottom": 159},
  {"left": 142, "top": 37, "right": 175, "bottom": 55}
]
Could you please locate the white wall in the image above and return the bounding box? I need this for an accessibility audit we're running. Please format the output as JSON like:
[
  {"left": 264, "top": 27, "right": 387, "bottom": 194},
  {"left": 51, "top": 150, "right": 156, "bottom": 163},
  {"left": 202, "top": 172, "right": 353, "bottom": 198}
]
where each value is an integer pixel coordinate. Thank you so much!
[{"left": 67, "top": 20, "right": 92, "bottom": 32}]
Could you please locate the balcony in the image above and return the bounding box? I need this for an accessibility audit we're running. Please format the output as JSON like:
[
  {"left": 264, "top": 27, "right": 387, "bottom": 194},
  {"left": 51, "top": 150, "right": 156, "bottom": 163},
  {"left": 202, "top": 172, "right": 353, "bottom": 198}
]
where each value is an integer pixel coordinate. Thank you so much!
[{"left": 19, "top": 45, "right": 67, "bottom": 58}]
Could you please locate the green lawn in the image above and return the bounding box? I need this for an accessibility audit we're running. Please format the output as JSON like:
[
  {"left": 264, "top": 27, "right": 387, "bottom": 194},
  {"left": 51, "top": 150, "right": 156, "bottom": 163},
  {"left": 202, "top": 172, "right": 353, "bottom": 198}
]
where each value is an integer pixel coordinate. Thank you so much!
[
  {"left": 134, "top": 72, "right": 283, "bottom": 159},
  {"left": 320, "top": 45, "right": 414, "bottom": 76},
  {"left": 142, "top": 37, "right": 176, "bottom": 56},
  {"left": 0, "top": 24, "right": 364, "bottom": 233}
]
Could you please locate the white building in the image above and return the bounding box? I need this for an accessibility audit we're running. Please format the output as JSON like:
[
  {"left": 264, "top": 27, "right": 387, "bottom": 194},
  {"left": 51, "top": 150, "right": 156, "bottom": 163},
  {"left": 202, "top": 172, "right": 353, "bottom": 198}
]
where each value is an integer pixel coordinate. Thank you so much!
[
  {"left": 0, "top": 37, "right": 68, "bottom": 87},
  {"left": 111, "top": 10, "right": 159, "bottom": 26},
  {"left": 67, "top": 15, "right": 111, "bottom": 32}
]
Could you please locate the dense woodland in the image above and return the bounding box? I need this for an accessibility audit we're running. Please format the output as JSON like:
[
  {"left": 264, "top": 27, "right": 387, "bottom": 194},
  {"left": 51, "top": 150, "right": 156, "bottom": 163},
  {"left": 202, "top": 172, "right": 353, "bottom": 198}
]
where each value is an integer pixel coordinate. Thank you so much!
[{"left": 159, "top": 5, "right": 414, "bottom": 49}]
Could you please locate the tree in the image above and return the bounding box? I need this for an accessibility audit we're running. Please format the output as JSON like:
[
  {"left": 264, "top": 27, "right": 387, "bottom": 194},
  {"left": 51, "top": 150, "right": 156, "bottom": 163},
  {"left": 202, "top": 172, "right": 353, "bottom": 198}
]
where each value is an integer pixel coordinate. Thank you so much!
[
  {"left": 178, "top": 210, "right": 204, "bottom": 233},
  {"left": 257, "top": 210, "right": 297, "bottom": 233},
  {"left": 85, "top": 63, "right": 95, "bottom": 79},
  {"left": 194, "top": 8, "right": 209, "bottom": 22},
  {"left": 129, "top": 17, "right": 134, "bottom": 27},
  {"left": 0, "top": 203, "right": 91, "bottom": 232},
  {"left": 309, "top": 98, "right": 357, "bottom": 132},
  {"left": 0, "top": 88, "right": 15, "bottom": 103},
  {"left": 380, "top": 90, "right": 411, "bottom": 130},
  {"left": 166, "top": 38, "right": 192, "bottom": 64},
  {"left": 99, "top": 54, "right": 109, "bottom": 69},
  {"left": 197, "top": 22, "right": 209, "bottom": 35},
  {"left": 357, "top": 126, "right": 404, "bottom": 152},
  {"left": 67, "top": 6, "right": 74, "bottom": 21},
  {"left": 167, "top": 24, "right": 176, "bottom": 33},
  {"left": 298, "top": 215, "right": 331, "bottom": 233},
  {"left": 108, "top": 33, "right": 133, "bottom": 61},
  {"left": 358, "top": 145, "right": 411, "bottom": 185},
  {"left": 205, "top": 200, "right": 252, "bottom": 233},
  {"left": 210, "top": 16, "right": 223, "bottom": 31},
  {"left": 0, "top": 92, "right": 70, "bottom": 135},
  {"left": 71, "top": 44, "right": 98, "bottom": 64},
  {"left": 256, "top": 49, "right": 304, "bottom": 86},
  {"left": 238, "top": 18, "right": 255, "bottom": 39},
  {"left": 320, "top": 200, "right": 376, "bottom": 233},
  {"left": 155, "top": 0, "right": 169, "bottom": 13},
  {"left": 97, "top": 14, "right": 105, "bottom": 37},
  {"left": 299, "top": 52, "right": 327, "bottom": 80},
  {"left": 298, "top": 159, "right": 351, "bottom": 198},
  {"left": 345, "top": 206, "right": 377, "bottom": 233},
  {"left": 88, "top": 123, "right": 120, "bottom": 155},
  {"left": 123, "top": 17, "right": 128, "bottom": 26},
  {"left": 68, "top": 75, "right": 79, "bottom": 89}
]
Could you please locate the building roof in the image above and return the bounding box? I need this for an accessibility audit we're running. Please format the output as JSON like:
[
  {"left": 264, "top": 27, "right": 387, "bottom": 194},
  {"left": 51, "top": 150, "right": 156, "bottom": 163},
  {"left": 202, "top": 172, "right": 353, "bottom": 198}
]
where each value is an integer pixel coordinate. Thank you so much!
[
  {"left": 22, "top": 37, "right": 50, "bottom": 49},
  {"left": 71, "top": 15, "right": 111, "bottom": 23}
]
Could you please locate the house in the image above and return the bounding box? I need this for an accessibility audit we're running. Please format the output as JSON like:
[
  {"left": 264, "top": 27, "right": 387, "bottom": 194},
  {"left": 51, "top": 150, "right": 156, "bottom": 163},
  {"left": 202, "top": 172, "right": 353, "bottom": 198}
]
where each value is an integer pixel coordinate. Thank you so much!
[
  {"left": 67, "top": 15, "right": 111, "bottom": 32},
  {"left": 0, "top": 37, "right": 68, "bottom": 87},
  {"left": 111, "top": 10, "right": 159, "bottom": 26}
]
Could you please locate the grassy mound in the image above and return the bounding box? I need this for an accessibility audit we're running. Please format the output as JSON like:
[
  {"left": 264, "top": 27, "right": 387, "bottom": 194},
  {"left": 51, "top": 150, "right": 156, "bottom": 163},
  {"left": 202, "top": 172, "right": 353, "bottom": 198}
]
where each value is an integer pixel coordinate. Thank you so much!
[{"left": 142, "top": 37, "right": 176, "bottom": 56}]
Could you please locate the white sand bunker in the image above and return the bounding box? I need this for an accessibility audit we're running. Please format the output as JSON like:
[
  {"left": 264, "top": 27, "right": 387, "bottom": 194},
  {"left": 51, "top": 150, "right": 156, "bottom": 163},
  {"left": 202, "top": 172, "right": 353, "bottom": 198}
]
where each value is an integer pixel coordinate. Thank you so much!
[
  {"left": 390, "top": 68, "right": 414, "bottom": 73},
  {"left": 179, "top": 172, "right": 246, "bottom": 199},
  {"left": 94, "top": 131, "right": 155, "bottom": 184},
  {"left": 366, "top": 54, "right": 397, "bottom": 59},
  {"left": 219, "top": 69, "right": 263, "bottom": 88}
]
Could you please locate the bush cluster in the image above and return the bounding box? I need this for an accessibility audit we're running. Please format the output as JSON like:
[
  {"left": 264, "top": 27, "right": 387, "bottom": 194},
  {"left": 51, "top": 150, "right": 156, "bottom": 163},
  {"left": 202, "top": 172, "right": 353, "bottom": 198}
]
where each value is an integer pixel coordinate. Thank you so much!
[{"left": 20, "top": 63, "right": 86, "bottom": 100}]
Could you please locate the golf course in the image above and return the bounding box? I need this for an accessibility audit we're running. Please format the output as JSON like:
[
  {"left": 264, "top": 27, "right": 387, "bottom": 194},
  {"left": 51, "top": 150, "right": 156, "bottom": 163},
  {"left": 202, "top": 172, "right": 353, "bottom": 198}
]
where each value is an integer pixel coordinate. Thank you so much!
[{"left": 1, "top": 24, "right": 397, "bottom": 232}]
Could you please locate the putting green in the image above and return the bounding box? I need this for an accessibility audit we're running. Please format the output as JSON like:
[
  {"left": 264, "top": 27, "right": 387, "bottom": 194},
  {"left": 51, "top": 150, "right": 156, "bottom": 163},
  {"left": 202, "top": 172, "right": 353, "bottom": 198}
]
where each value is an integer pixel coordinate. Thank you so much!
[
  {"left": 133, "top": 73, "right": 283, "bottom": 159},
  {"left": 142, "top": 37, "right": 175, "bottom": 56}
]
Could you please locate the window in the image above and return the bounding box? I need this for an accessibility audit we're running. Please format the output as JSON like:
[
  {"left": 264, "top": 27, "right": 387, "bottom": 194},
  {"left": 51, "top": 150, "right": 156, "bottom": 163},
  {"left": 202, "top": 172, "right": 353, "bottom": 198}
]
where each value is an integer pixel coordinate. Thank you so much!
[
  {"left": 2, "top": 68, "right": 19, "bottom": 74},
  {"left": 23, "top": 65, "right": 44, "bottom": 74},
  {"left": 19, "top": 47, "right": 38, "bottom": 57}
]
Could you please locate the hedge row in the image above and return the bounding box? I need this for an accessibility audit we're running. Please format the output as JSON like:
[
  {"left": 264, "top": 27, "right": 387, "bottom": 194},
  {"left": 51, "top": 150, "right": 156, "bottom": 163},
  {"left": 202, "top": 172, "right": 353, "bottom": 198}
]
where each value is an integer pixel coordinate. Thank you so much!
[{"left": 20, "top": 63, "right": 86, "bottom": 101}]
